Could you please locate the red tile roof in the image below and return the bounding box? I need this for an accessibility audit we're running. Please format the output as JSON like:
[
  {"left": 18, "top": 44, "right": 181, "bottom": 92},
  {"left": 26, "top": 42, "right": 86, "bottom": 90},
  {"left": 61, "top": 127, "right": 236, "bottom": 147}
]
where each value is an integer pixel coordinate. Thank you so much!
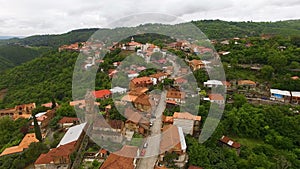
[
  {"left": 100, "top": 145, "right": 138, "bottom": 169},
  {"left": 173, "top": 112, "right": 201, "bottom": 121},
  {"left": 58, "top": 117, "right": 79, "bottom": 124},
  {"left": 92, "top": 90, "right": 112, "bottom": 99},
  {"left": 188, "top": 166, "right": 203, "bottom": 169},
  {"left": 131, "top": 77, "right": 153, "bottom": 85},
  {"left": 35, "top": 141, "right": 76, "bottom": 164}
]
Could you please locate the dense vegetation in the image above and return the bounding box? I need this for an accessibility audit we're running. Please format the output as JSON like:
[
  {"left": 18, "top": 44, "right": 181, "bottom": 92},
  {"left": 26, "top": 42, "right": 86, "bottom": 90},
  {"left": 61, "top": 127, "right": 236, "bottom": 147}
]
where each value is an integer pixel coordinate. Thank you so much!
[
  {"left": 0, "top": 45, "right": 50, "bottom": 72},
  {"left": 187, "top": 101, "right": 300, "bottom": 169}
]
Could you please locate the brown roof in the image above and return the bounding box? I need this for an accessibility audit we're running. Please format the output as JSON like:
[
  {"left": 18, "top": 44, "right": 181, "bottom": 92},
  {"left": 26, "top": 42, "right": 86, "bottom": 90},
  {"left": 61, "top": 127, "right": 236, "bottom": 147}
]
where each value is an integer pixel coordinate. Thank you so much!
[
  {"left": 131, "top": 77, "right": 153, "bottom": 85},
  {"left": 108, "top": 120, "right": 124, "bottom": 130},
  {"left": 133, "top": 94, "right": 151, "bottom": 106},
  {"left": 35, "top": 141, "right": 76, "bottom": 164},
  {"left": 100, "top": 154, "right": 135, "bottom": 169},
  {"left": 220, "top": 135, "right": 241, "bottom": 149},
  {"left": 163, "top": 116, "right": 174, "bottom": 123},
  {"left": 1, "top": 133, "right": 39, "bottom": 156},
  {"left": 129, "top": 87, "right": 149, "bottom": 96},
  {"left": 150, "top": 72, "right": 167, "bottom": 79},
  {"left": 167, "top": 89, "right": 185, "bottom": 99},
  {"left": 100, "top": 145, "right": 138, "bottom": 169},
  {"left": 160, "top": 125, "right": 181, "bottom": 153},
  {"left": 238, "top": 80, "right": 256, "bottom": 86},
  {"left": 173, "top": 112, "right": 201, "bottom": 121},
  {"left": 190, "top": 59, "right": 204, "bottom": 66},
  {"left": 209, "top": 94, "right": 224, "bottom": 101},
  {"left": 58, "top": 117, "right": 79, "bottom": 124},
  {"left": 114, "top": 145, "right": 138, "bottom": 158}
]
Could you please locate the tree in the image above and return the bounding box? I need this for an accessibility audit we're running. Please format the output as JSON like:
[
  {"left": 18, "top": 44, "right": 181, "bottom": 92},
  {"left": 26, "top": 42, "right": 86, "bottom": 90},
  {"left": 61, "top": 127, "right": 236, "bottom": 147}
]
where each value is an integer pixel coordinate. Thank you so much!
[
  {"left": 267, "top": 54, "right": 287, "bottom": 72},
  {"left": 261, "top": 65, "right": 274, "bottom": 79},
  {"left": 233, "top": 94, "right": 247, "bottom": 108},
  {"left": 51, "top": 97, "right": 57, "bottom": 109},
  {"left": 32, "top": 113, "right": 42, "bottom": 142}
]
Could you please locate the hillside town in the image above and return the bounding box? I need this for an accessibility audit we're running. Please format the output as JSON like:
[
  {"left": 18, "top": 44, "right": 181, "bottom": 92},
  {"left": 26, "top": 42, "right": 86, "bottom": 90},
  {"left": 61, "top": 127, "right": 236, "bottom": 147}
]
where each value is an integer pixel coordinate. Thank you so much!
[{"left": 0, "top": 33, "right": 299, "bottom": 169}]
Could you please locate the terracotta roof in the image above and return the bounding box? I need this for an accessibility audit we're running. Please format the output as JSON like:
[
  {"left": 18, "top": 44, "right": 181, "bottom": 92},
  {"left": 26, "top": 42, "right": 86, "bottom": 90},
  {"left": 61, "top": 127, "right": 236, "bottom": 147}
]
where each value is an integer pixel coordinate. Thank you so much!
[
  {"left": 160, "top": 125, "right": 181, "bottom": 153},
  {"left": 35, "top": 141, "right": 76, "bottom": 164},
  {"left": 58, "top": 117, "right": 79, "bottom": 124},
  {"left": 190, "top": 59, "right": 204, "bottom": 66},
  {"left": 209, "top": 94, "right": 224, "bottom": 101},
  {"left": 175, "top": 77, "right": 188, "bottom": 84},
  {"left": 222, "top": 81, "right": 231, "bottom": 87},
  {"left": 173, "top": 112, "right": 201, "bottom": 121},
  {"left": 220, "top": 135, "right": 241, "bottom": 149},
  {"left": 163, "top": 116, "right": 174, "bottom": 123},
  {"left": 238, "top": 80, "right": 256, "bottom": 86},
  {"left": 129, "top": 87, "right": 149, "bottom": 95},
  {"left": 121, "top": 94, "right": 138, "bottom": 102},
  {"left": 166, "top": 100, "right": 177, "bottom": 105},
  {"left": 131, "top": 77, "right": 153, "bottom": 85},
  {"left": 167, "top": 89, "right": 185, "bottom": 99},
  {"left": 114, "top": 145, "right": 138, "bottom": 158},
  {"left": 0, "top": 133, "right": 39, "bottom": 156},
  {"left": 92, "top": 90, "right": 112, "bottom": 99},
  {"left": 133, "top": 94, "right": 151, "bottom": 106},
  {"left": 41, "top": 102, "right": 58, "bottom": 108},
  {"left": 128, "top": 41, "right": 142, "bottom": 46},
  {"left": 291, "top": 76, "right": 299, "bottom": 80},
  {"left": 150, "top": 72, "right": 167, "bottom": 79},
  {"left": 69, "top": 100, "right": 100, "bottom": 107},
  {"left": 100, "top": 153, "right": 135, "bottom": 169}
]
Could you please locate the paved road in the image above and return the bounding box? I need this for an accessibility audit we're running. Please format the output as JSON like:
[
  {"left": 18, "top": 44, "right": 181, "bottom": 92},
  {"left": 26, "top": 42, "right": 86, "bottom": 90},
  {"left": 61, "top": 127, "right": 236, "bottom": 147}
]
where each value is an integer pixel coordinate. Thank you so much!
[{"left": 137, "top": 91, "right": 166, "bottom": 169}]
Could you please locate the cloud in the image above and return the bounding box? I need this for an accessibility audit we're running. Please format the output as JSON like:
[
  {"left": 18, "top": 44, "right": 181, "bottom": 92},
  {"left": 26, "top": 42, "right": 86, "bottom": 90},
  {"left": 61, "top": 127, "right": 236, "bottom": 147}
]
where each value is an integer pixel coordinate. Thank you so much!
[{"left": 0, "top": 0, "right": 299, "bottom": 36}]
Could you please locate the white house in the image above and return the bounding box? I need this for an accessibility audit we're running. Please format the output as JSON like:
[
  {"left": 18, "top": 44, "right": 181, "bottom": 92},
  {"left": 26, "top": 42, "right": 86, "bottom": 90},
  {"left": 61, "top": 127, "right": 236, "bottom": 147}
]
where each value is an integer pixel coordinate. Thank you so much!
[
  {"left": 110, "top": 86, "right": 128, "bottom": 94},
  {"left": 204, "top": 80, "right": 223, "bottom": 88}
]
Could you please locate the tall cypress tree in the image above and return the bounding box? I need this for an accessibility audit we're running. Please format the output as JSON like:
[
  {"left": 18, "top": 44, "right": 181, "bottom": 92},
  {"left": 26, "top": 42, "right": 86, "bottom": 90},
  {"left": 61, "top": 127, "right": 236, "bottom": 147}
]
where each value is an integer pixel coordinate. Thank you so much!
[{"left": 33, "top": 113, "right": 42, "bottom": 142}]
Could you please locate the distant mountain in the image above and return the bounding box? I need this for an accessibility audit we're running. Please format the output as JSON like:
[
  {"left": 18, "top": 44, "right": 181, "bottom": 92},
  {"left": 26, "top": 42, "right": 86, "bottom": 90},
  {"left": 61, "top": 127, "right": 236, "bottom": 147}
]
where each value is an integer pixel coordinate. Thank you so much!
[{"left": 0, "top": 36, "right": 20, "bottom": 40}]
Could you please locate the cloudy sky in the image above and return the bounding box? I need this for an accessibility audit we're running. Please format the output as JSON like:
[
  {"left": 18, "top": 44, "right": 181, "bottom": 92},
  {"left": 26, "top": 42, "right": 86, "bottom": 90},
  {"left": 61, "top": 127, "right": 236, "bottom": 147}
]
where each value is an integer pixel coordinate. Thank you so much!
[{"left": 0, "top": 0, "right": 299, "bottom": 36}]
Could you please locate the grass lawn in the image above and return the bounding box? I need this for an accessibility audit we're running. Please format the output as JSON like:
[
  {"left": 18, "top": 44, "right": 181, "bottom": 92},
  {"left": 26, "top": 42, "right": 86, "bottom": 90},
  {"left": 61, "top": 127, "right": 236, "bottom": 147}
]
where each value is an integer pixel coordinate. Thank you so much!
[{"left": 230, "top": 136, "right": 265, "bottom": 149}]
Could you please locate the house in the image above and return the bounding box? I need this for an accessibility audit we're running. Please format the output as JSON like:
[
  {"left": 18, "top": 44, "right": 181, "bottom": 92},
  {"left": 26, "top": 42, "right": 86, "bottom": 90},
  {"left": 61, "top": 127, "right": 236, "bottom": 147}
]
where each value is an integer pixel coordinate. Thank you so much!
[
  {"left": 173, "top": 112, "right": 201, "bottom": 135},
  {"left": 92, "top": 90, "right": 112, "bottom": 99},
  {"left": 204, "top": 80, "right": 223, "bottom": 88},
  {"left": 124, "top": 108, "right": 150, "bottom": 135},
  {"left": 174, "top": 77, "right": 188, "bottom": 86},
  {"left": 270, "top": 89, "right": 291, "bottom": 103},
  {"left": 41, "top": 102, "right": 58, "bottom": 108},
  {"left": 291, "top": 91, "right": 300, "bottom": 104},
  {"left": 0, "top": 133, "right": 39, "bottom": 156},
  {"left": 150, "top": 72, "right": 168, "bottom": 85},
  {"left": 132, "top": 94, "right": 152, "bottom": 112},
  {"left": 159, "top": 125, "right": 187, "bottom": 168},
  {"left": 166, "top": 89, "right": 186, "bottom": 104},
  {"left": 222, "top": 81, "right": 231, "bottom": 88},
  {"left": 100, "top": 145, "right": 139, "bottom": 169},
  {"left": 163, "top": 66, "right": 174, "bottom": 75},
  {"left": 58, "top": 117, "right": 80, "bottom": 128},
  {"left": 35, "top": 123, "right": 87, "bottom": 168},
  {"left": 69, "top": 100, "right": 100, "bottom": 109},
  {"left": 0, "top": 103, "right": 36, "bottom": 119},
  {"left": 129, "top": 77, "right": 153, "bottom": 90},
  {"left": 209, "top": 94, "right": 225, "bottom": 105},
  {"left": 219, "top": 135, "right": 241, "bottom": 154},
  {"left": 238, "top": 80, "right": 256, "bottom": 87},
  {"left": 92, "top": 118, "right": 125, "bottom": 143},
  {"left": 30, "top": 110, "right": 56, "bottom": 130},
  {"left": 189, "top": 59, "right": 205, "bottom": 71},
  {"left": 34, "top": 141, "right": 77, "bottom": 169},
  {"left": 110, "top": 86, "right": 128, "bottom": 94},
  {"left": 291, "top": 76, "right": 299, "bottom": 80},
  {"left": 220, "top": 40, "right": 230, "bottom": 45},
  {"left": 125, "top": 37, "right": 142, "bottom": 51}
]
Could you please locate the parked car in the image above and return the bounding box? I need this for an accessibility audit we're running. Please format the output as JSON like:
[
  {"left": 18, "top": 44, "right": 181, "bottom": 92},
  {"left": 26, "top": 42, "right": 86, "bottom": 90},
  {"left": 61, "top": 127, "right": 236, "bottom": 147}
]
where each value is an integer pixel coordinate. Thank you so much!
[
  {"left": 140, "top": 149, "right": 146, "bottom": 156},
  {"left": 143, "top": 142, "right": 148, "bottom": 148}
]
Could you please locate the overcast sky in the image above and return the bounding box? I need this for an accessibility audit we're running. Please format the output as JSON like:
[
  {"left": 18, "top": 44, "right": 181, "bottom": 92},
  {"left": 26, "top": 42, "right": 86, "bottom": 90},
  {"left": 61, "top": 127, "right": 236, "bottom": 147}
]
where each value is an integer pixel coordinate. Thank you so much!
[{"left": 0, "top": 0, "right": 299, "bottom": 36}]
